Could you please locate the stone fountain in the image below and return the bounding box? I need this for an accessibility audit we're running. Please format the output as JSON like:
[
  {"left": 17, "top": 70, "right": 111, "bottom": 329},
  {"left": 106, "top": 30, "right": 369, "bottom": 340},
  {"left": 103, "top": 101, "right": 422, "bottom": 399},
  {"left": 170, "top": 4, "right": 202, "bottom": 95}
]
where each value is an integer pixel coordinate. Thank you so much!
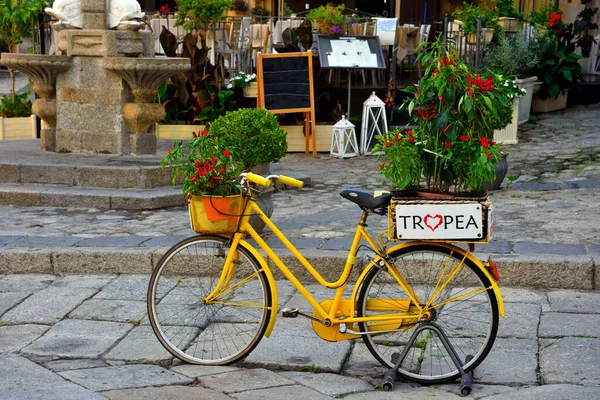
[{"left": 0, "top": 0, "right": 190, "bottom": 155}]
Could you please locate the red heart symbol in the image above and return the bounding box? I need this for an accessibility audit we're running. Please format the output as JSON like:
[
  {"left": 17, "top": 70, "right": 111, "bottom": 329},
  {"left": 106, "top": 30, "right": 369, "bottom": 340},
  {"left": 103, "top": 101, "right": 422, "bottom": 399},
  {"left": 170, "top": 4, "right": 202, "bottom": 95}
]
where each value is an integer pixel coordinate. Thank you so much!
[{"left": 424, "top": 214, "right": 443, "bottom": 232}]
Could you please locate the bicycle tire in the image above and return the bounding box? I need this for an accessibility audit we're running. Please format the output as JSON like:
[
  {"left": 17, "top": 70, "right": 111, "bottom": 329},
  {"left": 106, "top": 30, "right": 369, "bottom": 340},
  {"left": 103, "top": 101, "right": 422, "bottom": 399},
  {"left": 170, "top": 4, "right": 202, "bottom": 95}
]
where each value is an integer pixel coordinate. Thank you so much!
[
  {"left": 356, "top": 243, "right": 499, "bottom": 384},
  {"left": 147, "top": 235, "right": 272, "bottom": 365}
]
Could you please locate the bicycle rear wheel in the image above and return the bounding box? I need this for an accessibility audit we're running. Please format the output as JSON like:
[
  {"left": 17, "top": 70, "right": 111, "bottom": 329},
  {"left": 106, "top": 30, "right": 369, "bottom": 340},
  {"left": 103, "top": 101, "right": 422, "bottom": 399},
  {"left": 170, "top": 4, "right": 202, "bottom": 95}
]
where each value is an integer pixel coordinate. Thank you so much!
[
  {"left": 357, "top": 244, "right": 498, "bottom": 384},
  {"left": 147, "top": 235, "right": 272, "bottom": 365}
]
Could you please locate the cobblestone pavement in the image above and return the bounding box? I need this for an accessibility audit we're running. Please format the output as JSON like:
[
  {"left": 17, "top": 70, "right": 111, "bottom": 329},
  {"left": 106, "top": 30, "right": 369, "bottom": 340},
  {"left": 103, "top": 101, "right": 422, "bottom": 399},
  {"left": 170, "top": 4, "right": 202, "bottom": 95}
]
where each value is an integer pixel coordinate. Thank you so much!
[
  {"left": 0, "top": 103, "right": 599, "bottom": 398},
  {"left": 1, "top": 274, "right": 600, "bottom": 399}
]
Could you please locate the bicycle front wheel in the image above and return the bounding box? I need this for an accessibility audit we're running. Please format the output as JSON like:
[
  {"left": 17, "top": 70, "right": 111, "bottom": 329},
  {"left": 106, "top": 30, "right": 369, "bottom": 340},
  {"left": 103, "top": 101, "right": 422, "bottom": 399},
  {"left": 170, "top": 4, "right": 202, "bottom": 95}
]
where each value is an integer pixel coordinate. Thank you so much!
[
  {"left": 147, "top": 235, "right": 272, "bottom": 365},
  {"left": 357, "top": 244, "right": 499, "bottom": 384}
]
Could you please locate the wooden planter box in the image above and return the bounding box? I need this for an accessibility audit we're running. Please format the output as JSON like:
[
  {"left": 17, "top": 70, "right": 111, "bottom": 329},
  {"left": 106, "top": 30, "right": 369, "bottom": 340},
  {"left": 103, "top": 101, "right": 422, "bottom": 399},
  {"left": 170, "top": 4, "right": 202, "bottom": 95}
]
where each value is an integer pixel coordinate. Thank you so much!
[
  {"left": 532, "top": 89, "right": 569, "bottom": 113},
  {"left": 282, "top": 124, "right": 333, "bottom": 153},
  {"left": 155, "top": 123, "right": 206, "bottom": 140},
  {"left": 493, "top": 97, "right": 519, "bottom": 145},
  {"left": 0, "top": 115, "right": 38, "bottom": 141}
]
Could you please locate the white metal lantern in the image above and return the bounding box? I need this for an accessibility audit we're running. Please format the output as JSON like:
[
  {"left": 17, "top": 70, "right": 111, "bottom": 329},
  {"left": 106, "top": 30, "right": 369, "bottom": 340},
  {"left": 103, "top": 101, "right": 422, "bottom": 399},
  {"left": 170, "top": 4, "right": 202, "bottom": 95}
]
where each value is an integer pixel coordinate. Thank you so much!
[
  {"left": 330, "top": 115, "right": 359, "bottom": 158},
  {"left": 360, "top": 91, "right": 388, "bottom": 155}
]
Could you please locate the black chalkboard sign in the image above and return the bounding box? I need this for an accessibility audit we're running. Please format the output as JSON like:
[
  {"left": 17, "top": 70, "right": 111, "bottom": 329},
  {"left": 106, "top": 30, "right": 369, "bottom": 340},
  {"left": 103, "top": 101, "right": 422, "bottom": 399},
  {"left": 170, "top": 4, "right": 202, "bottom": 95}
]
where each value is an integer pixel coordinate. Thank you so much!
[
  {"left": 257, "top": 52, "right": 317, "bottom": 156},
  {"left": 257, "top": 52, "right": 315, "bottom": 113}
]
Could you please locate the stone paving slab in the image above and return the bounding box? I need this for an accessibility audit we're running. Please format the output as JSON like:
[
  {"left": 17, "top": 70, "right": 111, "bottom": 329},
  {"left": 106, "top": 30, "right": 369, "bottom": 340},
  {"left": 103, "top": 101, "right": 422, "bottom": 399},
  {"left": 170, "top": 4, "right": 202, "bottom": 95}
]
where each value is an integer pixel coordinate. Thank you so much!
[
  {"left": 0, "top": 288, "right": 97, "bottom": 324},
  {"left": 279, "top": 371, "right": 375, "bottom": 397},
  {"left": 233, "top": 384, "right": 334, "bottom": 400},
  {"left": 0, "top": 324, "right": 50, "bottom": 353},
  {"left": 102, "top": 385, "right": 233, "bottom": 400},
  {"left": 474, "top": 339, "right": 538, "bottom": 385},
  {"left": 0, "top": 274, "right": 56, "bottom": 292},
  {"left": 59, "top": 364, "right": 193, "bottom": 391},
  {"left": 199, "top": 368, "right": 295, "bottom": 394},
  {"left": 69, "top": 298, "right": 147, "bottom": 323},
  {"left": 0, "top": 382, "right": 107, "bottom": 400},
  {"left": 21, "top": 319, "right": 133, "bottom": 358},
  {"left": 344, "top": 385, "right": 464, "bottom": 399},
  {"left": 104, "top": 326, "right": 173, "bottom": 363},
  {"left": 0, "top": 355, "right": 66, "bottom": 389},
  {"left": 484, "top": 384, "right": 600, "bottom": 400},
  {"left": 540, "top": 337, "right": 600, "bottom": 385},
  {"left": 546, "top": 289, "right": 600, "bottom": 313},
  {"left": 539, "top": 312, "right": 600, "bottom": 338},
  {"left": 496, "top": 303, "right": 541, "bottom": 339},
  {"left": 0, "top": 292, "right": 30, "bottom": 316},
  {"left": 244, "top": 328, "right": 352, "bottom": 373}
]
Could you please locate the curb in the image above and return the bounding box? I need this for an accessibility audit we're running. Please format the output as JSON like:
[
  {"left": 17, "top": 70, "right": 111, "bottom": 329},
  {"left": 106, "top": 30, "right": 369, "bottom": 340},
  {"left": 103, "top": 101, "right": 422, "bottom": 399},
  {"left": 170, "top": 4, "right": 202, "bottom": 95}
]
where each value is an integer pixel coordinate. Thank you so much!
[{"left": 0, "top": 246, "right": 596, "bottom": 290}]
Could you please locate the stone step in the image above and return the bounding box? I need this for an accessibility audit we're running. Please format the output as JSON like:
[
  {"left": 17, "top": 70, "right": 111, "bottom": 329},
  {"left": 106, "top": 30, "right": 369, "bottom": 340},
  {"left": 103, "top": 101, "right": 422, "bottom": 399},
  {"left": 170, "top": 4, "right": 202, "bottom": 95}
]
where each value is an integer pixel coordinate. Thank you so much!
[
  {"left": 0, "top": 161, "right": 173, "bottom": 189},
  {"left": 0, "top": 183, "right": 184, "bottom": 210},
  {"left": 0, "top": 245, "right": 596, "bottom": 290}
]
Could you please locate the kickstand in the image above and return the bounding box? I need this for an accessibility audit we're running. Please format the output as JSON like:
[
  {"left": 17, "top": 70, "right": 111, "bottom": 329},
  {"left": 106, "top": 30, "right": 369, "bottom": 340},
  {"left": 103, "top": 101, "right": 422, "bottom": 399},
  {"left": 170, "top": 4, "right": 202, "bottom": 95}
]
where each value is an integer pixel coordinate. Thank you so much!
[{"left": 380, "top": 321, "right": 474, "bottom": 396}]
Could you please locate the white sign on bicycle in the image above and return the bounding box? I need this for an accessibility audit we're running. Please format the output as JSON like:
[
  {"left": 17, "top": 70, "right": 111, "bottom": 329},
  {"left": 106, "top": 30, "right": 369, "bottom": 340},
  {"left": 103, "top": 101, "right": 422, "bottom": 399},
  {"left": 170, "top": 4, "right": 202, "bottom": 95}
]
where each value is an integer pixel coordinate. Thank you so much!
[{"left": 395, "top": 204, "right": 484, "bottom": 240}]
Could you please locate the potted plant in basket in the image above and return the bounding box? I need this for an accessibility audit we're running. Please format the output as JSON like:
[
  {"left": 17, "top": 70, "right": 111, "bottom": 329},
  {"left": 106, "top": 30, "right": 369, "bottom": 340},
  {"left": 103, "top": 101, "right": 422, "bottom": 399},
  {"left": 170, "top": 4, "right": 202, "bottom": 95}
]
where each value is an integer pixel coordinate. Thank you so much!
[
  {"left": 374, "top": 38, "right": 522, "bottom": 195},
  {"left": 208, "top": 108, "right": 288, "bottom": 231},
  {"left": 482, "top": 31, "right": 538, "bottom": 125},
  {"left": 161, "top": 128, "right": 245, "bottom": 232}
]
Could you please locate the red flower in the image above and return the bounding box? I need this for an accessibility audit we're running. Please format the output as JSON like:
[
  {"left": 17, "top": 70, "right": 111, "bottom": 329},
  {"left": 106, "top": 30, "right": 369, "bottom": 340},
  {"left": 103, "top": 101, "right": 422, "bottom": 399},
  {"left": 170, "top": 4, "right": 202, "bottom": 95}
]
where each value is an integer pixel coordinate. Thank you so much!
[
  {"left": 223, "top": 149, "right": 230, "bottom": 157},
  {"left": 479, "top": 137, "right": 490, "bottom": 148},
  {"left": 167, "top": 148, "right": 171, "bottom": 154},
  {"left": 444, "top": 124, "right": 451, "bottom": 133},
  {"left": 203, "top": 128, "right": 209, "bottom": 137},
  {"left": 379, "top": 163, "right": 385, "bottom": 170},
  {"left": 549, "top": 13, "right": 561, "bottom": 27},
  {"left": 460, "top": 135, "right": 470, "bottom": 142},
  {"left": 486, "top": 152, "right": 491, "bottom": 159},
  {"left": 394, "top": 134, "right": 401, "bottom": 142},
  {"left": 408, "top": 137, "right": 416, "bottom": 144},
  {"left": 159, "top": 4, "right": 170, "bottom": 16},
  {"left": 405, "top": 130, "right": 413, "bottom": 136},
  {"left": 385, "top": 141, "right": 393, "bottom": 147},
  {"left": 444, "top": 141, "right": 452, "bottom": 149},
  {"left": 192, "top": 131, "right": 197, "bottom": 138}
]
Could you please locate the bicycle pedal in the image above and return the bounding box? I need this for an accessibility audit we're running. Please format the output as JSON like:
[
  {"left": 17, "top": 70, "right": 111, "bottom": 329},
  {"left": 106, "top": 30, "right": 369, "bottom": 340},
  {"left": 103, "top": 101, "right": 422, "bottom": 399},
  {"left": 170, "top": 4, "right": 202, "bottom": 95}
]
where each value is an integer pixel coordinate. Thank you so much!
[{"left": 281, "top": 308, "right": 299, "bottom": 318}]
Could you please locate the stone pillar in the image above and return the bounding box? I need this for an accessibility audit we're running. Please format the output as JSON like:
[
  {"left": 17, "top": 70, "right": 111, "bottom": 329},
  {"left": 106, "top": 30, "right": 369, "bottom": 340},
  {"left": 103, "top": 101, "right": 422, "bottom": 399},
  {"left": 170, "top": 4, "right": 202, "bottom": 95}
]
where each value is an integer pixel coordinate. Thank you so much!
[{"left": 81, "top": 0, "right": 107, "bottom": 29}]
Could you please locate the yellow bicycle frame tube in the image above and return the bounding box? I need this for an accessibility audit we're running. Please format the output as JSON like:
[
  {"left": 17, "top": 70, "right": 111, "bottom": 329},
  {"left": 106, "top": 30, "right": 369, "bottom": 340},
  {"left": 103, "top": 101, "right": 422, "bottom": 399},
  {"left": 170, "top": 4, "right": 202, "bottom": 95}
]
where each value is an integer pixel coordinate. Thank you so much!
[{"left": 351, "top": 241, "right": 505, "bottom": 318}]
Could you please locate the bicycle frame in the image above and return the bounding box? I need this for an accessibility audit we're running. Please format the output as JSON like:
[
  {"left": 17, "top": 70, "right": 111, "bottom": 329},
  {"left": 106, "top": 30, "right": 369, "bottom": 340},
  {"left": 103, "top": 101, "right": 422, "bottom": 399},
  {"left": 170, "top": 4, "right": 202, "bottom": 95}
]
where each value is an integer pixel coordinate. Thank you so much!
[{"left": 207, "top": 193, "right": 504, "bottom": 340}]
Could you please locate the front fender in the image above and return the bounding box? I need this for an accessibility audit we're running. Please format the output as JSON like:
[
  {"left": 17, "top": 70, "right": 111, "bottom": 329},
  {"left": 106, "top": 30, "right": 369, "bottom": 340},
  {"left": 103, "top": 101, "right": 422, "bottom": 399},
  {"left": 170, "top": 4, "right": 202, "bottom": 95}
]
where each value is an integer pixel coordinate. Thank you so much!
[
  {"left": 353, "top": 242, "right": 504, "bottom": 318},
  {"left": 239, "top": 239, "right": 279, "bottom": 337}
]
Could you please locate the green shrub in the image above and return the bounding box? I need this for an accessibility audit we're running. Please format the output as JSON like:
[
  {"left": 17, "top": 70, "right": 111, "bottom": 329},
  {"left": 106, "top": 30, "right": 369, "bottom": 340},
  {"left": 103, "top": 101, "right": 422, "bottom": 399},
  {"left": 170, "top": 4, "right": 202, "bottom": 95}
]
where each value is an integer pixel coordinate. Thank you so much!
[
  {"left": 0, "top": 92, "right": 32, "bottom": 118},
  {"left": 208, "top": 108, "right": 288, "bottom": 171}
]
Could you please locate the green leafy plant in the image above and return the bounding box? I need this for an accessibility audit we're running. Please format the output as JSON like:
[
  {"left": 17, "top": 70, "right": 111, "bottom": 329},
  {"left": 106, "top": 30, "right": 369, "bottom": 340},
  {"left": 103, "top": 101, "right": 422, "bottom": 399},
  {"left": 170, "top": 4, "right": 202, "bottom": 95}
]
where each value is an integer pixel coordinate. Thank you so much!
[
  {"left": 482, "top": 32, "right": 538, "bottom": 78},
  {"left": 0, "top": 91, "right": 32, "bottom": 118},
  {"left": 452, "top": 2, "right": 499, "bottom": 35},
  {"left": 175, "top": 0, "right": 233, "bottom": 30},
  {"left": 0, "top": 0, "right": 45, "bottom": 106},
  {"left": 208, "top": 108, "right": 288, "bottom": 171},
  {"left": 306, "top": 3, "right": 355, "bottom": 35},
  {"left": 375, "top": 38, "right": 521, "bottom": 194},
  {"left": 532, "top": 12, "right": 584, "bottom": 99},
  {"left": 161, "top": 128, "right": 242, "bottom": 200},
  {"left": 494, "top": 0, "right": 523, "bottom": 19},
  {"left": 158, "top": 30, "right": 234, "bottom": 124},
  {"left": 232, "top": 0, "right": 248, "bottom": 12},
  {"left": 571, "top": 0, "right": 598, "bottom": 58}
]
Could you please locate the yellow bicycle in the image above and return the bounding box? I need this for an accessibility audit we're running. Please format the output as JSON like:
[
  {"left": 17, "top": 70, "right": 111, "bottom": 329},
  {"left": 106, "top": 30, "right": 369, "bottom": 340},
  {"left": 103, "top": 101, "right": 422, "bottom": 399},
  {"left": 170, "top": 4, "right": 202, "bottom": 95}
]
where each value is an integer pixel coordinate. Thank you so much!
[{"left": 147, "top": 172, "right": 504, "bottom": 390}]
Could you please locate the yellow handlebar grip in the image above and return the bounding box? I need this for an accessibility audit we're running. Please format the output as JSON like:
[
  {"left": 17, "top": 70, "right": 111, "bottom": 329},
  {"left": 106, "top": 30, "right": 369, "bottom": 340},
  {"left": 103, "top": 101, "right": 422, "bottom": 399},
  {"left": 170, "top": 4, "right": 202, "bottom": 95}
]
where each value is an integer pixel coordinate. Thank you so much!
[
  {"left": 278, "top": 175, "right": 304, "bottom": 188},
  {"left": 246, "top": 172, "right": 272, "bottom": 187}
]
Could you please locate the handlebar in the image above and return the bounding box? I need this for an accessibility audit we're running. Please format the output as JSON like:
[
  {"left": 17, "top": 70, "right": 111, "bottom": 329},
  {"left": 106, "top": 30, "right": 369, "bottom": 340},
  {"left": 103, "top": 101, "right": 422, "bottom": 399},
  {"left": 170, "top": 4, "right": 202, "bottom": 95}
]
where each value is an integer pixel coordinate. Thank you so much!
[{"left": 243, "top": 173, "right": 304, "bottom": 189}]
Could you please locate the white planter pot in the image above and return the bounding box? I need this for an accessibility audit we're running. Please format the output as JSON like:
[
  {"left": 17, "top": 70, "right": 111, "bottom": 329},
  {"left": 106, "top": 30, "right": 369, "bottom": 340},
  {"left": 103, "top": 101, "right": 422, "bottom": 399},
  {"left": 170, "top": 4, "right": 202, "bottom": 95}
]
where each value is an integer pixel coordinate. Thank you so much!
[
  {"left": 515, "top": 76, "right": 537, "bottom": 125},
  {"left": 493, "top": 97, "right": 519, "bottom": 145},
  {"left": 532, "top": 89, "right": 569, "bottom": 113}
]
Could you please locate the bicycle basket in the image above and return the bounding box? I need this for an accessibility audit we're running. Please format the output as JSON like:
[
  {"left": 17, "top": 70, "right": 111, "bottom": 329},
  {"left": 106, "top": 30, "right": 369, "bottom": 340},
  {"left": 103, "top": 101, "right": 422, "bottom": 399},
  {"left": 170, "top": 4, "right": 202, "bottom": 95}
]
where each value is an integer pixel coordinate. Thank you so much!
[{"left": 188, "top": 194, "right": 247, "bottom": 234}]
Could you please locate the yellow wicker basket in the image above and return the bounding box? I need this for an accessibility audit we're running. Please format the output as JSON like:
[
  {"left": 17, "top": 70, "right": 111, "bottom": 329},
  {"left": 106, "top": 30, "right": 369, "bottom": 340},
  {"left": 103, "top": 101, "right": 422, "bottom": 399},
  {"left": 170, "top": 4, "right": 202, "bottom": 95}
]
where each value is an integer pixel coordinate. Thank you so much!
[{"left": 188, "top": 194, "right": 247, "bottom": 234}]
